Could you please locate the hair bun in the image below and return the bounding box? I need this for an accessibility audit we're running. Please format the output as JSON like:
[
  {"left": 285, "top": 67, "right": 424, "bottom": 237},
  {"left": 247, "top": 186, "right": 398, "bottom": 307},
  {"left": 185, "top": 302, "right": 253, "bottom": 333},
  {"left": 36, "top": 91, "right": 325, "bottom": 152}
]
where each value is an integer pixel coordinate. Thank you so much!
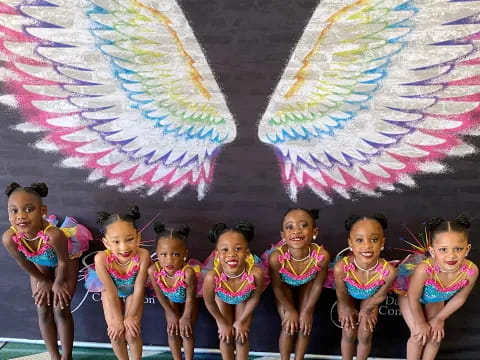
[
  {"left": 344, "top": 215, "right": 361, "bottom": 232},
  {"left": 372, "top": 213, "right": 388, "bottom": 230},
  {"left": 176, "top": 224, "right": 191, "bottom": 237},
  {"left": 96, "top": 211, "right": 111, "bottom": 225},
  {"left": 30, "top": 182, "right": 48, "bottom": 198},
  {"left": 425, "top": 217, "right": 444, "bottom": 232},
  {"left": 455, "top": 214, "right": 471, "bottom": 229},
  {"left": 153, "top": 221, "right": 166, "bottom": 234},
  {"left": 127, "top": 205, "right": 140, "bottom": 220},
  {"left": 5, "top": 182, "right": 21, "bottom": 197},
  {"left": 208, "top": 223, "right": 228, "bottom": 243},
  {"left": 308, "top": 209, "right": 320, "bottom": 221},
  {"left": 235, "top": 220, "right": 255, "bottom": 242}
]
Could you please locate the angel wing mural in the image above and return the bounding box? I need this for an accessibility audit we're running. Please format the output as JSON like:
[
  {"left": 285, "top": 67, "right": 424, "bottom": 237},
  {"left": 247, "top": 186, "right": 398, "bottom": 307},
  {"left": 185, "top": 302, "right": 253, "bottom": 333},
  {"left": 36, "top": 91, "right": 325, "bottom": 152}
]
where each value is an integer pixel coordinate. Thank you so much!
[
  {"left": 259, "top": 0, "right": 480, "bottom": 202},
  {"left": 0, "top": 0, "right": 236, "bottom": 200}
]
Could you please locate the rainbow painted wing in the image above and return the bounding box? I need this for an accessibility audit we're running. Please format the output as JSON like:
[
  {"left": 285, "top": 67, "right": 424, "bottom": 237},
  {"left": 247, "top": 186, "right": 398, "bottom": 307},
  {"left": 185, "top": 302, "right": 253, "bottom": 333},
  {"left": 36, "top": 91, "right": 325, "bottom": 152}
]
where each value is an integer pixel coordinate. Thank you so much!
[
  {"left": 258, "top": 0, "right": 480, "bottom": 202},
  {"left": 0, "top": 0, "right": 235, "bottom": 199}
]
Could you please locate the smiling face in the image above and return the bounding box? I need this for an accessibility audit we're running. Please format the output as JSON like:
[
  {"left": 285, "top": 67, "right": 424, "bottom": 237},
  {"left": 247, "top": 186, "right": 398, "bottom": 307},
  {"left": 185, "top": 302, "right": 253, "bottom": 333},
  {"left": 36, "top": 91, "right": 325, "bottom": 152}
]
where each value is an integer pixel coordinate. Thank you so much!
[
  {"left": 102, "top": 220, "right": 140, "bottom": 263},
  {"left": 430, "top": 231, "right": 471, "bottom": 272},
  {"left": 157, "top": 236, "right": 187, "bottom": 275},
  {"left": 216, "top": 230, "right": 250, "bottom": 274},
  {"left": 281, "top": 209, "right": 318, "bottom": 250},
  {"left": 348, "top": 218, "right": 385, "bottom": 266},
  {"left": 8, "top": 190, "right": 47, "bottom": 237}
]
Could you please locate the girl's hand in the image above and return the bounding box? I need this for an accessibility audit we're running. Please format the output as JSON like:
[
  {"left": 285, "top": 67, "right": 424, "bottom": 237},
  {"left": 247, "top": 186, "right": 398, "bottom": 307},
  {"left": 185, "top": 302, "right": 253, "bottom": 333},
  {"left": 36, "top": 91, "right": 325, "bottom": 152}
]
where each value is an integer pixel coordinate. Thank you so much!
[
  {"left": 33, "top": 279, "right": 53, "bottom": 307},
  {"left": 282, "top": 309, "right": 299, "bottom": 336},
  {"left": 299, "top": 310, "right": 313, "bottom": 336},
  {"left": 338, "top": 306, "right": 358, "bottom": 330},
  {"left": 124, "top": 315, "right": 141, "bottom": 338},
  {"left": 413, "top": 322, "right": 431, "bottom": 345},
  {"left": 429, "top": 318, "right": 445, "bottom": 343},
  {"left": 233, "top": 319, "right": 249, "bottom": 344},
  {"left": 165, "top": 311, "right": 180, "bottom": 336},
  {"left": 179, "top": 315, "right": 192, "bottom": 338},
  {"left": 52, "top": 281, "right": 71, "bottom": 309},
  {"left": 358, "top": 308, "right": 377, "bottom": 332},
  {"left": 217, "top": 320, "right": 234, "bottom": 344},
  {"left": 107, "top": 319, "right": 125, "bottom": 340}
]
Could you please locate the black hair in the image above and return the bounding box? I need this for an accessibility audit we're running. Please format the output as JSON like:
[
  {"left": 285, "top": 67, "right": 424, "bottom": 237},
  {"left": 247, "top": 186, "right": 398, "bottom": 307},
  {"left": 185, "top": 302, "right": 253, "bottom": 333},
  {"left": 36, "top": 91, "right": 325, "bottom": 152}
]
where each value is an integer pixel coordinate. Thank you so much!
[
  {"left": 208, "top": 220, "right": 254, "bottom": 244},
  {"left": 426, "top": 215, "right": 471, "bottom": 242},
  {"left": 281, "top": 208, "right": 319, "bottom": 230},
  {"left": 96, "top": 205, "right": 141, "bottom": 234},
  {"left": 5, "top": 182, "right": 48, "bottom": 199},
  {"left": 154, "top": 221, "right": 191, "bottom": 244},
  {"left": 344, "top": 214, "right": 388, "bottom": 232}
]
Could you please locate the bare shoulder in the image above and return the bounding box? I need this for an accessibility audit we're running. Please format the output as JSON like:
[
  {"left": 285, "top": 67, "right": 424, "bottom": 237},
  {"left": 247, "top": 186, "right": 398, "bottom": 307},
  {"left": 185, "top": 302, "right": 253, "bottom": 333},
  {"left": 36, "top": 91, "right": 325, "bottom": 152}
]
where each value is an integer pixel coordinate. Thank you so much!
[
  {"left": 203, "top": 269, "right": 216, "bottom": 283},
  {"left": 268, "top": 248, "right": 281, "bottom": 267},
  {"left": 251, "top": 264, "right": 265, "bottom": 278},
  {"left": 45, "top": 225, "right": 66, "bottom": 242},
  {"left": 2, "top": 228, "right": 14, "bottom": 246},
  {"left": 383, "top": 259, "right": 397, "bottom": 275}
]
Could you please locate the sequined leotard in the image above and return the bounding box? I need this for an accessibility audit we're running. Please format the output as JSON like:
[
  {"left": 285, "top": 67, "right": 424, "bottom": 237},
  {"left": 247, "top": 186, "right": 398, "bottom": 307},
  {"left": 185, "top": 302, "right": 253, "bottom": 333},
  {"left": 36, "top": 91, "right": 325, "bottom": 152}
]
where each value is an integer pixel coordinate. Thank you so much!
[
  {"left": 214, "top": 255, "right": 256, "bottom": 305},
  {"left": 277, "top": 243, "right": 324, "bottom": 287},
  {"left": 342, "top": 257, "right": 390, "bottom": 300}
]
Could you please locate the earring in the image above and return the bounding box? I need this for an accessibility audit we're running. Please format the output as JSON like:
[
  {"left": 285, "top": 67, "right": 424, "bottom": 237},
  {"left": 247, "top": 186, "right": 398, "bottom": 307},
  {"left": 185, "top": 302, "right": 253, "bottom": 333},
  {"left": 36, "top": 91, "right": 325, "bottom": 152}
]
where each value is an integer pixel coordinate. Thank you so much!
[
  {"left": 313, "top": 235, "right": 317, "bottom": 240},
  {"left": 381, "top": 246, "right": 384, "bottom": 251},
  {"left": 349, "top": 247, "right": 353, "bottom": 251},
  {"left": 42, "top": 214, "right": 46, "bottom": 219},
  {"left": 183, "top": 257, "right": 187, "bottom": 262}
]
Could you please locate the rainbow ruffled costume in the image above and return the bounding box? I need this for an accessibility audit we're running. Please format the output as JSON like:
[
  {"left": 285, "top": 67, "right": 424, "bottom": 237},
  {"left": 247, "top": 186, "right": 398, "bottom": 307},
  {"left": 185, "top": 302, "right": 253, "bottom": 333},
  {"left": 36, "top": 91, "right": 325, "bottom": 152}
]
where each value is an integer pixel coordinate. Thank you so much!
[
  {"left": 10, "top": 215, "right": 92, "bottom": 267},
  {"left": 85, "top": 249, "right": 140, "bottom": 298},
  {"left": 214, "top": 254, "right": 257, "bottom": 305},
  {"left": 152, "top": 260, "right": 202, "bottom": 303},
  {"left": 342, "top": 257, "right": 390, "bottom": 300},
  {"left": 276, "top": 243, "right": 324, "bottom": 287}
]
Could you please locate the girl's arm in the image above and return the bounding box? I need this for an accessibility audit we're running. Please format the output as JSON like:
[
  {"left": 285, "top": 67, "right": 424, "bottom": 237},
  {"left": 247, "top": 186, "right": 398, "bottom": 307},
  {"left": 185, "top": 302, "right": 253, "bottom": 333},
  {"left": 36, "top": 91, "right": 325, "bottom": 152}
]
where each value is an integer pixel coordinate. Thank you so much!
[
  {"left": 123, "top": 248, "right": 150, "bottom": 338},
  {"left": 179, "top": 267, "right": 198, "bottom": 338},
  {"left": 147, "top": 264, "right": 180, "bottom": 336},
  {"left": 46, "top": 227, "right": 72, "bottom": 309},
  {"left": 2, "top": 230, "right": 53, "bottom": 306},
  {"left": 299, "top": 249, "right": 330, "bottom": 335},
  {"left": 233, "top": 265, "right": 265, "bottom": 343},
  {"left": 359, "top": 262, "right": 397, "bottom": 331},
  {"left": 94, "top": 251, "right": 125, "bottom": 340},
  {"left": 268, "top": 250, "right": 299, "bottom": 335},
  {"left": 334, "top": 260, "right": 357, "bottom": 330},
  {"left": 407, "top": 262, "right": 431, "bottom": 345},
  {"left": 202, "top": 270, "right": 233, "bottom": 343},
  {"left": 429, "top": 263, "right": 478, "bottom": 342}
]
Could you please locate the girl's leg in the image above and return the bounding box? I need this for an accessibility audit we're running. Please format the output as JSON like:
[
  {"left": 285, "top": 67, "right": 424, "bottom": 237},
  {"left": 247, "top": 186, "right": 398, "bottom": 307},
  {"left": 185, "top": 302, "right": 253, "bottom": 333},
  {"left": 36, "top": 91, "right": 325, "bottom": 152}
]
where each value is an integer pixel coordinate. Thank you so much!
[
  {"left": 124, "top": 295, "right": 144, "bottom": 360},
  {"left": 356, "top": 304, "right": 378, "bottom": 360},
  {"left": 341, "top": 326, "right": 357, "bottom": 360},
  {"left": 398, "top": 295, "right": 424, "bottom": 360},
  {"left": 101, "top": 293, "right": 128, "bottom": 360},
  {"left": 276, "top": 286, "right": 296, "bottom": 360},
  {"left": 233, "top": 302, "right": 253, "bottom": 360},
  {"left": 167, "top": 302, "right": 183, "bottom": 360},
  {"left": 294, "top": 282, "right": 315, "bottom": 360},
  {"left": 215, "top": 297, "right": 235, "bottom": 360},
  {"left": 30, "top": 272, "right": 60, "bottom": 360},
  {"left": 421, "top": 302, "right": 444, "bottom": 360},
  {"left": 181, "top": 299, "right": 198, "bottom": 360},
  {"left": 54, "top": 259, "right": 78, "bottom": 360}
]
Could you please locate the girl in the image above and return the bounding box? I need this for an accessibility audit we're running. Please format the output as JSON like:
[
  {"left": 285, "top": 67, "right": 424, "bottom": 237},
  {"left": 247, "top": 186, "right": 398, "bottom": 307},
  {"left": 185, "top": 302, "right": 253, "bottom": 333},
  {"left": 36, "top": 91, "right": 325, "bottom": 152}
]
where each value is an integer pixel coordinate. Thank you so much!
[
  {"left": 333, "top": 214, "right": 397, "bottom": 360},
  {"left": 398, "top": 216, "right": 478, "bottom": 360},
  {"left": 148, "top": 222, "right": 200, "bottom": 360},
  {"left": 85, "top": 206, "right": 150, "bottom": 360},
  {"left": 2, "top": 182, "right": 91, "bottom": 360},
  {"left": 268, "top": 208, "right": 330, "bottom": 360},
  {"left": 203, "top": 221, "right": 265, "bottom": 360}
]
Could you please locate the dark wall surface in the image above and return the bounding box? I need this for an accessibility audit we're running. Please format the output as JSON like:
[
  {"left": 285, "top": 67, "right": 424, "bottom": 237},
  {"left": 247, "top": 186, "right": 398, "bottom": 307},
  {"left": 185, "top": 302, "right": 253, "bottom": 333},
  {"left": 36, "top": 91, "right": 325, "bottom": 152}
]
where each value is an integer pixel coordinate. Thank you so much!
[{"left": 1, "top": 1, "right": 479, "bottom": 358}]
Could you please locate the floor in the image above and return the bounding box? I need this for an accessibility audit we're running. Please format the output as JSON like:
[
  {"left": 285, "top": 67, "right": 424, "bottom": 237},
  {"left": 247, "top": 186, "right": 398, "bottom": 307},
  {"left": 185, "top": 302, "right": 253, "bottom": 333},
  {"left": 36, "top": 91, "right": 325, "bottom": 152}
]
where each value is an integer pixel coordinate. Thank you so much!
[{"left": 0, "top": 341, "right": 280, "bottom": 359}]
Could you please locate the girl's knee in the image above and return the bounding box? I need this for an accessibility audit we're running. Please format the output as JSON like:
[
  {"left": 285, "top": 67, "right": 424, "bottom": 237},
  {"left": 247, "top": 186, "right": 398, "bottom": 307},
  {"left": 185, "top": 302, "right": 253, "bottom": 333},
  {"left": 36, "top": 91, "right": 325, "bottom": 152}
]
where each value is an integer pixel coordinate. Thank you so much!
[
  {"left": 125, "top": 333, "right": 141, "bottom": 344},
  {"left": 37, "top": 305, "right": 54, "bottom": 321},
  {"left": 357, "top": 331, "right": 372, "bottom": 345},
  {"left": 342, "top": 329, "right": 357, "bottom": 344},
  {"left": 53, "top": 307, "right": 72, "bottom": 321}
]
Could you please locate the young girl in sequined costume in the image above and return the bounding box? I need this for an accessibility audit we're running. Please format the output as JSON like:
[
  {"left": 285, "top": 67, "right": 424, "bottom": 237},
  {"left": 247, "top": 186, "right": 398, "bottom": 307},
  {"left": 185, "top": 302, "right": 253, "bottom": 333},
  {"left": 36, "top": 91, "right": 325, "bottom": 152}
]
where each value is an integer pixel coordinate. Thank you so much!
[
  {"left": 202, "top": 221, "right": 265, "bottom": 360},
  {"left": 397, "top": 216, "right": 478, "bottom": 360},
  {"left": 268, "top": 208, "right": 330, "bottom": 360},
  {"left": 85, "top": 206, "right": 150, "bottom": 360},
  {"left": 148, "top": 222, "right": 200, "bottom": 360},
  {"left": 333, "top": 214, "right": 396, "bottom": 360},
  {"left": 2, "top": 182, "right": 91, "bottom": 360}
]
